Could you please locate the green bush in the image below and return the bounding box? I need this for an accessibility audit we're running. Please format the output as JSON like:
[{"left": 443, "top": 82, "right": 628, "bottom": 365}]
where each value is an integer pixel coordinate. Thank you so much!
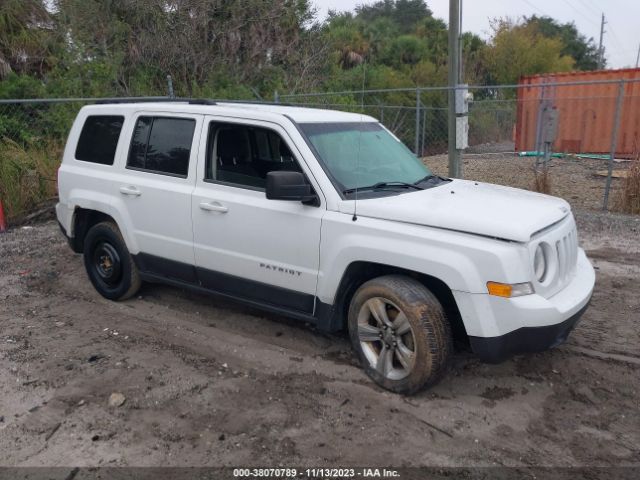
[{"left": 0, "top": 139, "right": 62, "bottom": 221}]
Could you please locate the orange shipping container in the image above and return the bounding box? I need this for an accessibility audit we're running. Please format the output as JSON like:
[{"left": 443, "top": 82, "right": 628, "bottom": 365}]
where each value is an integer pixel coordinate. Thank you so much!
[{"left": 515, "top": 68, "right": 640, "bottom": 158}]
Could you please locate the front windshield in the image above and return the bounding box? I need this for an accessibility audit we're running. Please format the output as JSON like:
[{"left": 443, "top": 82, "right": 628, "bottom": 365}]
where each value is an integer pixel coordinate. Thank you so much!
[{"left": 300, "top": 122, "right": 432, "bottom": 193}]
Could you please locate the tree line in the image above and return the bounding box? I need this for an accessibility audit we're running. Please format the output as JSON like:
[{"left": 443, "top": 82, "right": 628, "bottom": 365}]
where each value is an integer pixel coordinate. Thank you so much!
[{"left": 0, "top": 0, "right": 603, "bottom": 100}]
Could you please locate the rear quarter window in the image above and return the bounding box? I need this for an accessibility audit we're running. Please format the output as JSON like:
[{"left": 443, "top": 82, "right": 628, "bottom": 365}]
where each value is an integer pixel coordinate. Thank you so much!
[{"left": 75, "top": 115, "right": 125, "bottom": 165}]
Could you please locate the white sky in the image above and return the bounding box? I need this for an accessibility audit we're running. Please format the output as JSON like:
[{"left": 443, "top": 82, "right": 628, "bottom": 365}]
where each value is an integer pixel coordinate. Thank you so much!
[{"left": 313, "top": 0, "right": 640, "bottom": 69}]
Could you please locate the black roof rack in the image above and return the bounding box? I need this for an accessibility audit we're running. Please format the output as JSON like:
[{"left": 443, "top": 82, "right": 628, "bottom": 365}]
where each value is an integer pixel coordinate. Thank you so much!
[
  {"left": 187, "top": 99, "right": 217, "bottom": 105},
  {"left": 91, "top": 97, "right": 295, "bottom": 107},
  {"left": 93, "top": 97, "right": 220, "bottom": 105},
  {"left": 215, "top": 99, "right": 293, "bottom": 107},
  {"left": 93, "top": 97, "right": 177, "bottom": 105}
]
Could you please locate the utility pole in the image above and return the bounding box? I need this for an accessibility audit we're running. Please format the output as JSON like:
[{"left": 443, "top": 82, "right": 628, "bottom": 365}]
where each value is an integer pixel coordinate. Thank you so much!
[
  {"left": 598, "top": 13, "right": 606, "bottom": 69},
  {"left": 458, "top": 0, "right": 464, "bottom": 81},
  {"left": 448, "top": 0, "right": 462, "bottom": 177},
  {"left": 635, "top": 42, "right": 640, "bottom": 68}
]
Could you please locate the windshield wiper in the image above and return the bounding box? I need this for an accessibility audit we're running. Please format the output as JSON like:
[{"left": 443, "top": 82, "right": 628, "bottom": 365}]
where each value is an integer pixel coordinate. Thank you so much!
[
  {"left": 343, "top": 181, "right": 424, "bottom": 194},
  {"left": 413, "top": 174, "right": 450, "bottom": 185}
]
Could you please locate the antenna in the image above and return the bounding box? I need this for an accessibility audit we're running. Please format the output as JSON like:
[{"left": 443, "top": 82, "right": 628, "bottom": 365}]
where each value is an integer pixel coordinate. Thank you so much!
[{"left": 353, "top": 60, "right": 366, "bottom": 222}]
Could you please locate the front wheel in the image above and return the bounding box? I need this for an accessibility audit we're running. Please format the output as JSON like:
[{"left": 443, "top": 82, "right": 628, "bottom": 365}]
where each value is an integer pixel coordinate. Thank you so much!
[
  {"left": 83, "top": 221, "right": 141, "bottom": 301},
  {"left": 348, "top": 275, "right": 452, "bottom": 394}
]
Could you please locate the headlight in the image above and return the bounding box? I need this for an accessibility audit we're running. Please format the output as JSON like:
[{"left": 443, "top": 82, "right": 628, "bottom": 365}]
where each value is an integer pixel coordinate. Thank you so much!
[{"left": 533, "top": 244, "right": 547, "bottom": 282}]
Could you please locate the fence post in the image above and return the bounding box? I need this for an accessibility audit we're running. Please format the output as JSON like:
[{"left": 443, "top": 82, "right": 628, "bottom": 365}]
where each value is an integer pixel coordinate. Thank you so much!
[
  {"left": 603, "top": 80, "right": 625, "bottom": 210},
  {"left": 166, "top": 75, "right": 174, "bottom": 99},
  {"left": 421, "top": 108, "right": 427, "bottom": 155},
  {"left": 415, "top": 88, "right": 421, "bottom": 156},
  {"left": 533, "top": 80, "right": 553, "bottom": 168}
]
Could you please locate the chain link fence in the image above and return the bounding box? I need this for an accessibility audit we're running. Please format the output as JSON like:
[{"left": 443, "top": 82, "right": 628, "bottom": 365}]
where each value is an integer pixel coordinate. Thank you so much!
[
  {"left": 281, "top": 79, "right": 640, "bottom": 214},
  {"left": 1, "top": 80, "right": 639, "bottom": 222}
]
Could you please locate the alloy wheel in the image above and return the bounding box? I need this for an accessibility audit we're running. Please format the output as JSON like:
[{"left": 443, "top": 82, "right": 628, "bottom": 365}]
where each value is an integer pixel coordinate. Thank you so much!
[{"left": 356, "top": 296, "right": 417, "bottom": 381}]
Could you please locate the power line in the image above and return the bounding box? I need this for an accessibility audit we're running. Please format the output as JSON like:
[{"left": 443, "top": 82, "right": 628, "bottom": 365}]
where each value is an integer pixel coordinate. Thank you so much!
[
  {"left": 606, "top": 21, "right": 633, "bottom": 66},
  {"left": 574, "top": 0, "right": 600, "bottom": 17},
  {"left": 608, "top": 28, "right": 626, "bottom": 52},
  {"left": 522, "top": 0, "right": 599, "bottom": 27},
  {"left": 595, "top": 14, "right": 635, "bottom": 68},
  {"left": 559, "top": 0, "right": 600, "bottom": 26},
  {"left": 519, "top": 0, "right": 547, "bottom": 16},
  {"left": 605, "top": 47, "right": 640, "bottom": 55},
  {"left": 584, "top": 0, "right": 601, "bottom": 11}
]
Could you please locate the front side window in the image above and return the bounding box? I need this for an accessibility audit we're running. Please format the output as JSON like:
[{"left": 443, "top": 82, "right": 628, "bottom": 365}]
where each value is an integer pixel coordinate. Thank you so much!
[
  {"left": 75, "top": 115, "right": 124, "bottom": 165},
  {"left": 205, "top": 122, "right": 302, "bottom": 190},
  {"left": 300, "top": 122, "right": 433, "bottom": 195},
  {"left": 127, "top": 116, "right": 195, "bottom": 177}
]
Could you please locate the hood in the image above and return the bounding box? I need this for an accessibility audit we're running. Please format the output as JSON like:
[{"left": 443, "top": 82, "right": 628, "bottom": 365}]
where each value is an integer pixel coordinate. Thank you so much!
[{"left": 340, "top": 179, "right": 570, "bottom": 242}]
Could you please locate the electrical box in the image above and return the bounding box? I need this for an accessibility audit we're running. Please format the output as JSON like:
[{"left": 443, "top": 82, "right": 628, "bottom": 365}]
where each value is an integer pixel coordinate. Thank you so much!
[
  {"left": 541, "top": 107, "right": 559, "bottom": 144},
  {"left": 456, "top": 116, "right": 469, "bottom": 150},
  {"left": 455, "top": 84, "right": 473, "bottom": 115}
]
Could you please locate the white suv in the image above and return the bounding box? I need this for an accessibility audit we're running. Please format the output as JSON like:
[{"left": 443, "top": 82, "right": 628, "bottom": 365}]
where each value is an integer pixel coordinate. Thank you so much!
[{"left": 56, "top": 101, "right": 595, "bottom": 394}]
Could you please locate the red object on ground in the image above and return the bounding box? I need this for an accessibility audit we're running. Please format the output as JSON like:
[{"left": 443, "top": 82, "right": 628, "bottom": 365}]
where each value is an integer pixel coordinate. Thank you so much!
[{"left": 0, "top": 198, "right": 6, "bottom": 233}]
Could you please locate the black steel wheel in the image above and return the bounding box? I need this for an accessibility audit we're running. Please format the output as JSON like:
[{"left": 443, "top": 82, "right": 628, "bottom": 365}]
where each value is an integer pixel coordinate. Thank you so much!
[{"left": 83, "top": 221, "right": 141, "bottom": 300}]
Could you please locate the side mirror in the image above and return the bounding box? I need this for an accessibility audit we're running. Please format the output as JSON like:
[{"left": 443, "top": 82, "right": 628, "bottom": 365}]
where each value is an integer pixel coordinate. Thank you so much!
[{"left": 266, "top": 171, "right": 316, "bottom": 203}]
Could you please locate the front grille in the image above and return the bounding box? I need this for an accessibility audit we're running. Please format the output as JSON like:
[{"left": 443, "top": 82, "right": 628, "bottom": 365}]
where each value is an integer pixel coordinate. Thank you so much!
[
  {"left": 532, "top": 215, "right": 580, "bottom": 299},
  {"left": 556, "top": 227, "right": 578, "bottom": 284}
]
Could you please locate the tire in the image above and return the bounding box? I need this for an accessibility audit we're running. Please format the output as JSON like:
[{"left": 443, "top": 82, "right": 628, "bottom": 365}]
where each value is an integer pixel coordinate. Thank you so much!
[
  {"left": 347, "top": 275, "right": 452, "bottom": 395},
  {"left": 83, "top": 221, "right": 141, "bottom": 301}
]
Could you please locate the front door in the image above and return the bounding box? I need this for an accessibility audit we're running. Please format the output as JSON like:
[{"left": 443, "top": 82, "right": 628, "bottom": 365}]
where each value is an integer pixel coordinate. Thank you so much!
[{"left": 191, "top": 117, "right": 324, "bottom": 314}]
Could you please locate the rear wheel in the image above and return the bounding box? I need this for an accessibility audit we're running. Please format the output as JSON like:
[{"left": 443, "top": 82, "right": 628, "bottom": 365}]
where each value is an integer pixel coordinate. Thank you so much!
[
  {"left": 348, "top": 275, "right": 452, "bottom": 394},
  {"left": 83, "top": 221, "right": 141, "bottom": 300}
]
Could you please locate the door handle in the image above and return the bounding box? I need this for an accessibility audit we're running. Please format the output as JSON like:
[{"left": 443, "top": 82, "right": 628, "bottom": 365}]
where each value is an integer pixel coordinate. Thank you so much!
[
  {"left": 199, "top": 201, "right": 228, "bottom": 213},
  {"left": 119, "top": 186, "right": 142, "bottom": 197}
]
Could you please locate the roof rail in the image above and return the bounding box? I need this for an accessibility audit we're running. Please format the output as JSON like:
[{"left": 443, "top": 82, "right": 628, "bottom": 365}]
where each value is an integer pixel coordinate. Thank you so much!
[
  {"left": 215, "top": 99, "right": 292, "bottom": 107},
  {"left": 93, "top": 97, "right": 176, "bottom": 105},
  {"left": 187, "top": 99, "right": 217, "bottom": 105},
  {"left": 91, "top": 97, "right": 296, "bottom": 107},
  {"left": 93, "top": 97, "right": 220, "bottom": 105}
]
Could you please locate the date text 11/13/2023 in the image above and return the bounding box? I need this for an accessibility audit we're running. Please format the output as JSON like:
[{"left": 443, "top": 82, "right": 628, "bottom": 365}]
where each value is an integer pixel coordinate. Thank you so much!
[{"left": 232, "top": 468, "right": 401, "bottom": 478}]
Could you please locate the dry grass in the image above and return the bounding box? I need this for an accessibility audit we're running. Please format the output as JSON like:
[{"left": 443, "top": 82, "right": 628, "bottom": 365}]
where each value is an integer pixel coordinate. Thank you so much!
[
  {"left": 614, "top": 159, "right": 640, "bottom": 215},
  {"left": 0, "top": 139, "right": 62, "bottom": 222},
  {"left": 532, "top": 163, "right": 552, "bottom": 194}
]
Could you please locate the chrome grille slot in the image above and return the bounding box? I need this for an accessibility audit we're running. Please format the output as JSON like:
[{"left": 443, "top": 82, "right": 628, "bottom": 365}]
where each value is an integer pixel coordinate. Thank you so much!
[
  {"left": 569, "top": 229, "right": 578, "bottom": 272},
  {"left": 556, "top": 239, "right": 565, "bottom": 282},
  {"left": 556, "top": 227, "right": 578, "bottom": 284}
]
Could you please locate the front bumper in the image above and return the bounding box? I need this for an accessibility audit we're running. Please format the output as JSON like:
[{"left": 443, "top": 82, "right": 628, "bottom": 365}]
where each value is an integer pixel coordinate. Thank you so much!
[
  {"left": 468, "top": 299, "right": 590, "bottom": 363},
  {"left": 454, "top": 248, "right": 595, "bottom": 363}
]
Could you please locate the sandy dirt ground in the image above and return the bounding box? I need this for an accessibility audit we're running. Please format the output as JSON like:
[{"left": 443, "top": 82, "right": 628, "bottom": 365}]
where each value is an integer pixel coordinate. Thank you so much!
[{"left": 0, "top": 211, "right": 639, "bottom": 468}]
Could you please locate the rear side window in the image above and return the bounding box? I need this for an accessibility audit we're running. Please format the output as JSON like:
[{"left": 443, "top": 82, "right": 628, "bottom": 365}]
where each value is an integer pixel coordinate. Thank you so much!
[
  {"left": 127, "top": 116, "right": 195, "bottom": 177},
  {"left": 75, "top": 115, "right": 124, "bottom": 165}
]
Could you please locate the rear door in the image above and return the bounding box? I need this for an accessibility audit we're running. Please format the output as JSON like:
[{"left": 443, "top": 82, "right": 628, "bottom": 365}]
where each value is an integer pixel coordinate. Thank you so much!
[
  {"left": 191, "top": 116, "right": 324, "bottom": 314},
  {"left": 113, "top": 112, "right": 203, "bottom": 281}
]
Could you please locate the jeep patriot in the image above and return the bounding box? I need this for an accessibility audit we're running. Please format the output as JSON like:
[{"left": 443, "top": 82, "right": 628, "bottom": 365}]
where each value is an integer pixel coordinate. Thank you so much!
[{"left": 56, "top": 101, "right": 595, "bottom": 393}]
